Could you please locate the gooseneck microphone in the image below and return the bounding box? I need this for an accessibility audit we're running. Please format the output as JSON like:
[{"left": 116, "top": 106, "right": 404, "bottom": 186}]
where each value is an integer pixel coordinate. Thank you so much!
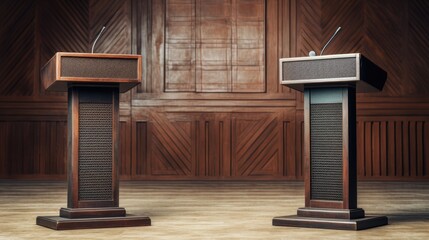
[
  {"left": 91, "top": 26, "right": 106, "bottom": 54},
  {"left": 308, "top": 26, "right": 342, "bottom": 56},
  {"left": 320, "top": 27, "right": 341, "bottom": 55}
]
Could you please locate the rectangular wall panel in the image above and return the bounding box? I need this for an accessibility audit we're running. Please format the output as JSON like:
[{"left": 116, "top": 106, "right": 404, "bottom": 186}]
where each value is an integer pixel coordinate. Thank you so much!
[{"left": 165, "top": 0, "right": 265, "bottom": 93}]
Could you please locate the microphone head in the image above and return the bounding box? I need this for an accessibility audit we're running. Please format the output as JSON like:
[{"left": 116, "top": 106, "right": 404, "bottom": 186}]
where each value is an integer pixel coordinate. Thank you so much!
[{"left": 309, "top": 51, "right": 316, "bottom": 57}]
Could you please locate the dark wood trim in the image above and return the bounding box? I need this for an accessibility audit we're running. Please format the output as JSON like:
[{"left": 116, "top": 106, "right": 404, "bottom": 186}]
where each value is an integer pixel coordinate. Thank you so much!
[
  {"left": 68, "top": 87, "right": 79, "bottom": 208},
  {"left": 309, "top": 200, "right": 344, "bottom": 209},
  {"left": 112, "top": 88, "right": 120, "bottom": 207},
  {"left": 303, "top": 89, "right": 311, "bottom": 207}
]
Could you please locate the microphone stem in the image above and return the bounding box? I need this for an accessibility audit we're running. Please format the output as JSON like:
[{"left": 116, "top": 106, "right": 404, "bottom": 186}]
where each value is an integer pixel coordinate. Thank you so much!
[
  {"left": 320, "top": 27, "right": 341, "bottom": 56},
  {"left": 91, "top": 26, "right": 106, "bottom": 54}
]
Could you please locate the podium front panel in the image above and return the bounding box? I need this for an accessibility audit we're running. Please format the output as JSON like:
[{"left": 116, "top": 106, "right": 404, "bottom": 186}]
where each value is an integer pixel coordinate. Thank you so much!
[
  {"left": 78, "top": 89, "right": 113, "bottom": 201},
  {"left": 310, "top": 102, "right": 343, "bottom": 201},
  {"left": 304, "top": 87, "right": 356, "bottom": 209},
  {"left": 68, "top": 86, "right": 119, "bottom": 209}
]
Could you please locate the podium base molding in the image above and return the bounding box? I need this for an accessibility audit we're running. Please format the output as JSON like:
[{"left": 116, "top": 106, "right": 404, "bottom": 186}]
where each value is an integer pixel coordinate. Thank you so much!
[
  {"left": 36, "top": 215, "right": 151, "bottom": 230},
  {"left": 273, "top": 215, "right": 387, "bottom": 231}
]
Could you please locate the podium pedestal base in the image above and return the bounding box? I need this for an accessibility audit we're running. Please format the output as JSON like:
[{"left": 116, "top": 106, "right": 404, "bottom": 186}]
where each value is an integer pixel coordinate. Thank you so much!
[
  {"left": 37, "top": 207, "right": 151, "bottom": 230},
  {"left": 273, "top": 215, "right": 387, "bottom": 231},
  {"left": 36, "top": 215, "right": 151, "bottom": 230}
]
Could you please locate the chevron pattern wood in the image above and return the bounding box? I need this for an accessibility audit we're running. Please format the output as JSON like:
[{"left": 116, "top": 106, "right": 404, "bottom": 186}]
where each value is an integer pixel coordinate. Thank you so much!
[
  {"left": 148, "top": 113, "right": 195, "bottom": 176},
  {"left": 232, "top": 113, "right": 282, "bottom": 177},
  {"left": 39, "top": 0, "right": 89, "bottom": 96},
  {"left": 0, "top": 0, "right": 35, "bottom": 96},
  {"left": 39, "top": 0, "right": 89, "bottom": 65},
  {"left": 320, "top": 0, "right": 364, "bottom": 55},
  {"left": 296, "top": 0, "right": 322, "bottom": 56},
  {"left": 362, "top": 0, "right": 405, "bottom": 96},
  {"left": 89, "top": 0, "right": 132, "bottom": 54},
  {"left": 408, "top": 0, "right": 429, "bottom": 95},
  {"left": 306, "top": 0, "right": 429, "bottom": 96}
]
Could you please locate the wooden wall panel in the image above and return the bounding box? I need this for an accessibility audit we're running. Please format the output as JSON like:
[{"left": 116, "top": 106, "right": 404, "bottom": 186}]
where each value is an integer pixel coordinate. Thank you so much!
[
  {"left": 165, "top": 0, "right": 196, "bottom": 92},
  {"left": 408, "top": 0, "right": 429, "bottom": 95},
  {"left": 357, "top": 119, "right": 429, "bottom": 179},
  {"left": 89, "top": 0, "right": 133, "bottom": 102},
  {"left": 195, "top": 113, "right": 231, "bottom": 177},
  {"left": 119, "top": 119, "right": 132, "bottom": 178},
  {"left": 148, "top": 112, "right": 196, "bottom": 177},
  {"left": 295, "top": 118, "right": 304, "bottom": 179},
  {"left": 0, "top": 0, "right": 35, "bottom": 96},
  {"left": 164, "top": 0, "right": 265, "bottom": 93},
  {"left": 0, "top": 121, "right": 67, "bottom": 179},
  {"left": 314, "top": 0, "right": 429, "bottom": 97},
  {"left": 131, "top": 109, "right": 293, "bottom": 180},
  {"left": 39, "top": 0, "right": 90, "bottom": 96},
  {"left": 296, "top": 0, "right": 322, "bottom": 57},
  {"left": 39, "top": 0, "right": 89, "bottom": 65},
  {"left": 231, "top": 113, "right": 283, "bottom": 176},
  {"left": 133, "top": 121, "right": 148, "bottom": 176},
  {"left": 231, "top": 112, "right": 283, "bottom": 177},
  {"left": 89, "top": 0, "right": 132, "bottom": 54},
  {"left": 1, "top": 0, "right": 429, "bottom": 181},
  {"left": 0, "top": 0, "right": 88, "bottom": 180}
]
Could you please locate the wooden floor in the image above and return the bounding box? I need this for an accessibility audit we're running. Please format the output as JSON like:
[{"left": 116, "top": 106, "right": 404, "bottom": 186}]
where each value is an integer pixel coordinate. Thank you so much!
[{"left": 0, "top": 181, "right": 428, "bottom": 239}]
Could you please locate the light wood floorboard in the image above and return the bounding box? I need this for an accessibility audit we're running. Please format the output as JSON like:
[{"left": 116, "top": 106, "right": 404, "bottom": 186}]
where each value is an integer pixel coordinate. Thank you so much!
[{"left": 0, "top": 181, "right": 428, "bottom": 239}]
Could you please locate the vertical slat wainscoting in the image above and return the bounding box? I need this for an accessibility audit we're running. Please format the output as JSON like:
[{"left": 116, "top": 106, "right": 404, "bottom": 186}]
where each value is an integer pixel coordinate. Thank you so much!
[{"left": 357, "top": 119, "right": 429, "bottom": 179}]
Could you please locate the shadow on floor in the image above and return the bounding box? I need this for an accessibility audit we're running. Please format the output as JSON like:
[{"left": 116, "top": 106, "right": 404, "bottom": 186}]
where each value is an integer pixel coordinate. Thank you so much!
[{"left": 386, "top": 213, "right": 429, "bottom": 223}]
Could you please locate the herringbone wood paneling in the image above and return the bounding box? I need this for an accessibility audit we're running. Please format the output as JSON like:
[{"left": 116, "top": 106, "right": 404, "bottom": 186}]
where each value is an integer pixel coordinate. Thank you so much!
[
  {"left": 231, "top": 112, "right": 283, "bottom": 177},
  {"left": 89, "top": 0, "right": 132, "bottom": 54},
  {"left": 39, "top": 0, "right": 89, "bottom": 65},
  {"left": 296, "top": 0, "right": 322, "bottom": 57},
  {"left": 0, "top": 0, "right": 35, "bottom": 96},
  {"left": 363, "top": 0, "right": 405, "bottom": 96},
  {"left": 408, "top": 0, "right": 429, "bottom": 95},
  {"left": 148, "top": 112, "right": 196, "bottom": 176},
  {"left": 321, "top": 0, "right": 364, "bottom": 55},
  {"left": 39, "top": 0, "right": 89, "bottom": 96},
  {"left": 302, "top": 0, "right": 429, "bottom": 96}
]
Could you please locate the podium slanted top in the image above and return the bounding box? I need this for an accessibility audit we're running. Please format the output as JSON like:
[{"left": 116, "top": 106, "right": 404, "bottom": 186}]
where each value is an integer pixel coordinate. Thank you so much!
[
  {"left": 41, "top": 52, "right": 142, "bottom": 93},
  {"left": 279, "top": 53, "right": 387, "bottom": 93}
]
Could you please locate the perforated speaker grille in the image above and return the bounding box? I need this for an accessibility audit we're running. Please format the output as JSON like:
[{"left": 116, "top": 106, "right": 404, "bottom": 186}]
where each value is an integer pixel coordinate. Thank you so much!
[
  {"left": 78, "top": 102, "right": 113, "bottom": 201},
  {"left": 62, "top": 57, "right": 138, "bottom": 79},
  {"left": 282, "top": 57, "right": 356, "bottom": 81},
  {"left": 310, "top": 103, "right": 343, "bottom": 201}
]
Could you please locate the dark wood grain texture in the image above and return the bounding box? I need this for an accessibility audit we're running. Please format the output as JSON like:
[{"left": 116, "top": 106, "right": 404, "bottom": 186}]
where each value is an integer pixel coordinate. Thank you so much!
[{"left": 0, "top": 0, "right": 429, "bottom": 180}]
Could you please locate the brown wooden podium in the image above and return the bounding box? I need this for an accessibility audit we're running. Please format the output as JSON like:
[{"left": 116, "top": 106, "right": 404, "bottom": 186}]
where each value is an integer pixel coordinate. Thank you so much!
[
  {"left": 273, "top": 53, "right": 388, "bottom": 230},
  {"left": 36, "top": 52, "right": 151, "bottom": 230}
]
